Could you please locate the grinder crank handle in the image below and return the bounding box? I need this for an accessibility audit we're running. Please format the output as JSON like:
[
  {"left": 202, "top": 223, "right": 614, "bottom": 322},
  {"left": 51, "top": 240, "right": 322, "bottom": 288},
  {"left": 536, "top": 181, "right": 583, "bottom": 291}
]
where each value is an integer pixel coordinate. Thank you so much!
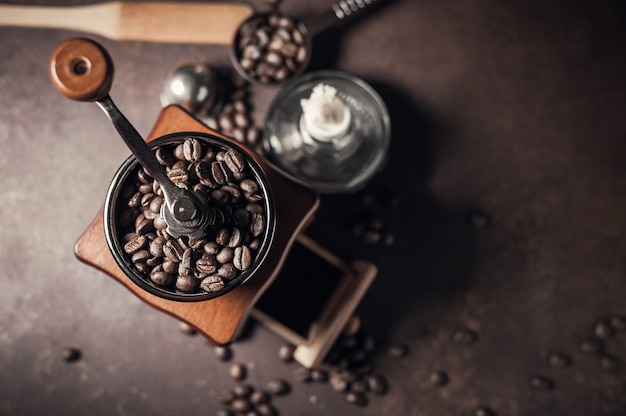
[
  {"left": 303, "top": 0, "right": 385, "bottom": 37},
  {"left": 0, "top": 2, "right": 253, "bottom": 45},
  {"left": 49, "top": 38, "right": 212, "bottom": 238}
]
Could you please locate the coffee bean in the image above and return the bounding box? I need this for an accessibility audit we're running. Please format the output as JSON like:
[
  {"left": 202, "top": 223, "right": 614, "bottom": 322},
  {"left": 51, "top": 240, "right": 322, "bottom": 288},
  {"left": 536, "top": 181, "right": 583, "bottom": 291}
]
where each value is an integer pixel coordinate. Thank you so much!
[
  {"left": 234, "top": 246, "right": 252, "bottom": 270},
  {"left": 387, "top": 343, "right": 409, "bottom": 358},
  {"left": 600, "top": 355, "right": 621, "bottom": 372},
  {"left": 218, "top": 263, "right": 238, "bottom": 280},
  {"left": 214, "top": 345, "right": 232, "bottom": 361},
  {"left": 183, "top": 138, "right": 202, "bottom": 161},
  {"left": 255, "top": 403, "right": 277, "bottom": 416},
  {"left": 229, "top": 363, "right": 247, "bottom": 381},
  {"left": 594, "top": 319, "right": 614, "bottom": 339},
  {"left": 178, "top": 321, "right": 197, "bottom": 335},
  {"left": 233, "top": 384, "right": 254, "bottom": 398},
  {"left": 366, "top": 374, "right": 387, "bottom": 395},
  {"left": 345, "top": 392, "right": 368, "bottom": 406},
  {"left": 218, "top": 389, "right": 236, "bottom": 404},
  {"left": 201, "top": 275, "right": 225, "bottom": 292},
  {"left": 265, "top": 379, "right": 290, "bottom": 396},
  {"left": 311, "top": 368, "right": 328, "bottom": 382},
  {"left": 429, "top": 370, "right": 449, "bottom": 386},
  {"left": 329, "top": 373, "right": 349, "bottom": 392},
  {"left": 547, "top": 351, "right": 572, "bottom": 368},
  {"left": 452, "top": 328, "right": 477, "bottom": 345},
  {"left": 473, "top": 405, "right": 497, "bottom": 416},
  {"left": 467, "top": 209, "right": 491, "bottom": 228},
  {"left": 216, "top": 410, "right": 234, "bottom": 416},
  {"left": 278, "top": 343, "right": 295, "bottom": 362},
  {"left": 230, "top": 398, "right": 251, "bottom": 413},
  {"left": 530, "top": 375, "right": 554, "bottom": 390},
  {"left": 579, "top": 337, "right": 604, "bottom": 355},
  {"left": 62, "top": 346, "right": 82, "bottom": 363},
  {"left": 294, "top": 367, "right": 312, "bottom": 383},
  {"left": 151, "top": 270, "right": 175, "bottom": 286},
  {"left": 609, "top": 315, "right": 626, "bottom": 331},
  {"left": 176, "top": 274, "right": 199, "bottom": 292},
  {"left": 350, "top": 379, "right": 369, "bottom": 394}
]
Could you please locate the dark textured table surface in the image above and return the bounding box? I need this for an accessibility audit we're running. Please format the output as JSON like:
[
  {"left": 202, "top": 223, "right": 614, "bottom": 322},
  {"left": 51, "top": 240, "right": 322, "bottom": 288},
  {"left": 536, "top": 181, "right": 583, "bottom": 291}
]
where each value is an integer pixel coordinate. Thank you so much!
[{"left": 1, "top": 0, "right": 625, "bottom": 415}]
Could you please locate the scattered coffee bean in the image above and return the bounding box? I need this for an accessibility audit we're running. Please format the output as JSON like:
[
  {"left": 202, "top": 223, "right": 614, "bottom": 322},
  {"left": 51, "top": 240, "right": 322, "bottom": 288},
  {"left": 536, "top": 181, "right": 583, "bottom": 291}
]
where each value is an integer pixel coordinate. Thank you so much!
[
  {"left": 579, "top": 337, "right": 604, "bottom": 355},
  {"left": 218, "top": 389, "right": 236, "bottom": 405},
  {"left": 311, "top": 368, "right": 328, "bottom": 382},
  {"left": 178, "top": 321, "right": 197, "bottom": 335},
  {"left": 345, "top": 392, "right": 368, "bottom": 406},
  {"left": 229, "top": 362, "right": 247, "bottom": 381},
  {"left": 265, "top": 379, "right": 290, "bottom": 396},
  {"left": 429, "top": 370, "right": 449, "bottom": 386},
  {"left": 452, "top": 328, "right": 477, "bottom": 345},
  {"left": 233, "top": 383, "right": 254, "bottom": 398},
  {"left": 594, "top": 319, "right": 614, "bottom": 339},
  {"left": 467, "top": 209, "right": 491, "bottom": 228},
  {"left": 294, "top": 367, "right": 312, "bottom": 383},
  {"left": 250, "top": 390, "right": 269, "bottom": 405},
  {"left": 214, "top": 345, "right": 233, "bottom": 361},
  {"left": 62, "top": 346, "right": 82, "bottom": 363},
  {"left": 548, "top": 351, "right": 572, "bottom": 368},
  {"left": 255, "top": 403, "right": 277, "bottom": 416},
  {"left": 216, "top": 409, "right": 234, "bottom": 416},
  {"left": 366, "top": 374, "right": 388, "bottom": 395},
  {"left": 530, "top": 375, "right": 554, "bottom": 390},
  {"left": 599, "top": 355, "right": 621, "bottom": 372},
  {"left": 609, "top": 315, "right": 626, "bottom": 331},
  {"left": 278, "top": 343, "right": 295, "bottom": 362},
  {"left": 330, "top": 372, "right": 349, "bottom": 392},
  {"left": 230, "top": 398, "right": 251, "bottom": 413},
  {"left": 473, "top": 405, "right": 497, "bottom": 416},
  {"left": 388, "top": 343, "right": 409, "bottom": 358}
]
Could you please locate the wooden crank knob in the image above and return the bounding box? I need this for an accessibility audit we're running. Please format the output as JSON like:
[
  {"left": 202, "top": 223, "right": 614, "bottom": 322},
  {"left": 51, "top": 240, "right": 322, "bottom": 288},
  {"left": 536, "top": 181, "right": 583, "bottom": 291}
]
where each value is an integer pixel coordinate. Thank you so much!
[{"left": 49, "top": 37, "right": 114, "bottom": 101}]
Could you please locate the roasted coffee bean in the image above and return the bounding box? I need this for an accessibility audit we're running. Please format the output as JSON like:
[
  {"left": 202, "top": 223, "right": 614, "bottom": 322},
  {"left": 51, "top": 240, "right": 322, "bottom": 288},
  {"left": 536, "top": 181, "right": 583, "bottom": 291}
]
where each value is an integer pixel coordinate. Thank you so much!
[
  {"left": 234, "top": 246, "right": 252, "bottom": 270},
  {"left": 294, "top": 367, "right": 312, "bottom": 383},
  {"left": 201, "top": 275, "right": 225, "bottom": 292},
  {"left": 311, "top": 368, "right": 328, "bottom": 382},
  {"left": 265, "top": 379, "right": 290, "bottom": 396},
  {"left": 610, "top": 315, "right": 626, "bottom": 330},
  {"left": 473, "top": 405, "right": 497, "bottom": 416},
  {"left": 278, "top": 343, "right": 295, "bottom": 362},
  {"left": 579, "top": 337, "right": 604, "bottom": 355},
  {"left": 330, "top": 373, "right": 349, "bottom": 392},
  {"left": 594, "top": 319, "right": 614, "bottom": 339},
  {"left": 217, "top": 247, "right": 234, "bottom": 264},
  {"left": 124, "top": 234, "right": 146, "bottom": 254},
  {"left": 255, "top": 403, "right": 277, "bottom": 416},
  {"left": 250, "top": 390, "right": 269, "bottom": 405},
  {"left": 131, "top": 250, "right": 150, "bottom": 263},
  {"left": 366, "top": 374, "right": 387, "bottom": 395},
  {"left": 178, "top": 248, "right": 193, "bottom": 277},
  {"left": 162, "top": 260, "right": 177, "bottom": 274},
  {"left": 452, "top": 328, "right": 478, "bottom": 345},
  {"left": 600, "top": 355, "right": 621, "bottom": 372},
  {"left": 345, "top": 392, "right": 368, "bottom": 406},
  {"left": 176, "top": 274, "right": 198, "bottom": 292},
  {"left": 222, "top": 185, "right": 242, "bottom": 204},
  {"left": 429, "top": 370, "right": 449, "bottom": 386},
  {"left": 178, "top": 321, "right": 197, "bottom": 335},
  {"left": 196, "top": 257, "right": 218, "bottom": 274},
  {"left": 387, "top": 343, "right": 409, "bottom": 358},
  {"left": 211, "top": 161, "right": 232, "bottom": 185},
  {"left": 183, "top": 138, "right": 202, "bottom": 161},
  {"left": 62, "top": 347, "right": 82, "bottom": 363},
  {"left": 548, "top": 351, "right": 572, "bottom": 368},
  {"left": 530, "top": 375, "right": 554, "bottom": 390},
  {"left": 218, "top": 389, "right": 235, "bottom": 405},
  {"left": 250, "top": 213, "right": 265, "bottom": 237},
  {"left": 214, "top": 345, "right": 232, "bottom": 361},
  {"left": 233, "top": 384, "right": 254, "bottom": 398},
  {"left": 216, "top": 409, "right": 234, "bottom": 416},
  {"left": 229, "top": 363, "right": 247, "bottom": 381},
  {"left": 218, "top": 263, "right": 238, "bottom": 280},
  {"left": 230, "top": 398, "right": 251, "bottom": 413},
  {"left": 151, "top": 270, "right": 175, "bottom": 286}
]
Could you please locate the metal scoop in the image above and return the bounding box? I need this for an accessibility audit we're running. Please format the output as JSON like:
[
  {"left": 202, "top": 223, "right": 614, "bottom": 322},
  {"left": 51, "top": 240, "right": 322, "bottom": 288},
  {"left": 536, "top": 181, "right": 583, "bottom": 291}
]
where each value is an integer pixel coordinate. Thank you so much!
[{"left": 49, "top": 38, "right": 216, "bottom": 239}]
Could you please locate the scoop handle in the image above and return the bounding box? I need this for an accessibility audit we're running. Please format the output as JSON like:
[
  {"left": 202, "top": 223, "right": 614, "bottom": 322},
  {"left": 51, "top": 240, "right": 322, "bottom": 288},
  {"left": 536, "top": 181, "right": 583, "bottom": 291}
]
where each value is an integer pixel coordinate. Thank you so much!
[{"left": 49, "top": 37, "right": 114, "bottom": 102}]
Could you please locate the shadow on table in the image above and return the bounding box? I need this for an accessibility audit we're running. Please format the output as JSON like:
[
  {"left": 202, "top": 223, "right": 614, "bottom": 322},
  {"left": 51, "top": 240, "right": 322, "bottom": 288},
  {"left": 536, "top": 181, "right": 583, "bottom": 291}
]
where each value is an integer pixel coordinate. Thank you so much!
[{"left": 304, "top": 78, "right": 480, "bottom": 345}]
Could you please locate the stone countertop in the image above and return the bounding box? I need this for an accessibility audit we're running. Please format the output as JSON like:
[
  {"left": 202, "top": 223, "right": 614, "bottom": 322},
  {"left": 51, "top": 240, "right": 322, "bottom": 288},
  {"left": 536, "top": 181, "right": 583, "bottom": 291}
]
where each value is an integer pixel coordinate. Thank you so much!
[{"left": 1, "top": 0, "right": 625, "bottom": 415}]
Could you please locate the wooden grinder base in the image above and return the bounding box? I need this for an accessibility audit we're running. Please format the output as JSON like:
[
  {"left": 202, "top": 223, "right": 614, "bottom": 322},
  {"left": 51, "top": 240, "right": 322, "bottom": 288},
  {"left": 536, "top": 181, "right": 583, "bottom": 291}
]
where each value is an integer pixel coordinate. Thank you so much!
[{"left": 74, "top": 105, "right": 320, "bottom": 345}]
